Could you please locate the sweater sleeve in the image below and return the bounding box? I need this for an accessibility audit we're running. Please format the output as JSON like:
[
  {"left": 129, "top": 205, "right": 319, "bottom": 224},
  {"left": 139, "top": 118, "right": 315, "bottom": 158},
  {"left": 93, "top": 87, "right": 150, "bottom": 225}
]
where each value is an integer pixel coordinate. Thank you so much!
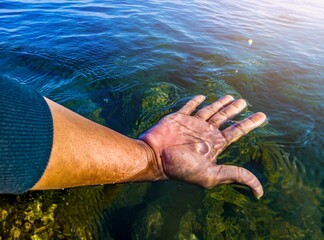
[{"left": 0, "top": 78, "right": 53, "bottom": 194}]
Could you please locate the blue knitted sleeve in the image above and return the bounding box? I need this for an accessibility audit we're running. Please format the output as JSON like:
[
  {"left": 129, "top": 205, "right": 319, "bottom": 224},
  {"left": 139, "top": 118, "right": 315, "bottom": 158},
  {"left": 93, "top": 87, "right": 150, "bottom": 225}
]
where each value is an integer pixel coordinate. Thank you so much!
[{"left": 0, "top": 78, "right": 53, "bottom": 194}]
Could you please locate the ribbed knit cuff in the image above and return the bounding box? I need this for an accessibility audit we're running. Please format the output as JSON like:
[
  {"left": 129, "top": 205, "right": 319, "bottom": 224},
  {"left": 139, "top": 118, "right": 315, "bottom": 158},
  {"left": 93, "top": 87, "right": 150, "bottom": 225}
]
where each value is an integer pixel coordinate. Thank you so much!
[{"left": 0, "top": 78, "right": 53, "bottom": 194}]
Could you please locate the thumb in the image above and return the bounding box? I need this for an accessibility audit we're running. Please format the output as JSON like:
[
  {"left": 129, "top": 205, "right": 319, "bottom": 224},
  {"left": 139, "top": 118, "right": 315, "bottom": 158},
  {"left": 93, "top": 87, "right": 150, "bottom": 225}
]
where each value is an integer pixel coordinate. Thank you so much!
[{"left": 210, "top": 165, "right": 264, "bottom": 199}]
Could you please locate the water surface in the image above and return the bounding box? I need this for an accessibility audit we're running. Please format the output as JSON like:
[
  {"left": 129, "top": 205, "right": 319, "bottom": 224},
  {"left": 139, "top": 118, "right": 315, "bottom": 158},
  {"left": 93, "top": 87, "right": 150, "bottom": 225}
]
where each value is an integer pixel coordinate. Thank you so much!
[{"left": 0, "top": 0, "right": 323, "bottom": 239}]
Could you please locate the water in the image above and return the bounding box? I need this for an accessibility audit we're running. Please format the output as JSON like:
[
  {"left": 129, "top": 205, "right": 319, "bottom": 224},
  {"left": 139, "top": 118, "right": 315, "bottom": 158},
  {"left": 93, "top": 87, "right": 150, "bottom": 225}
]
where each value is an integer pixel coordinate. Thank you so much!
[{"left": 0, "top": 0, "right": 323, "bottom": 239}]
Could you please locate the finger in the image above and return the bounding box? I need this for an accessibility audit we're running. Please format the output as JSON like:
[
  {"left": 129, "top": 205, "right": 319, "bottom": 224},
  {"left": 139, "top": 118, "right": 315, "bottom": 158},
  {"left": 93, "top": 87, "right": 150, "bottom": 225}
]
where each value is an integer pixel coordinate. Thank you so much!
[
  {"left": 195, "top": 95, "right": 234, "bottom": 120},
  {"left": 178, "top": 95, "right": 206, "bottom": 115},
  {"left": 212, "top": 165, "right": 263, "bottom": 198},
  {"left": 222, "top": 112, "right": 266, "bottom": 144},
  {"left": 208, "top": 99, "right": 247, "bottom": 127}
]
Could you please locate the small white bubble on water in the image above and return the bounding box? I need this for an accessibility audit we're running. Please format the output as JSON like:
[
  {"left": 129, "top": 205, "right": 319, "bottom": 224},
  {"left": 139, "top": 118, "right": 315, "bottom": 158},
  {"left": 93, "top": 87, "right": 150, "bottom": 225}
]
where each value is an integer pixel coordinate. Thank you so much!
[{"left": 248, "top": 39, "right": 253, "bottom": 46}]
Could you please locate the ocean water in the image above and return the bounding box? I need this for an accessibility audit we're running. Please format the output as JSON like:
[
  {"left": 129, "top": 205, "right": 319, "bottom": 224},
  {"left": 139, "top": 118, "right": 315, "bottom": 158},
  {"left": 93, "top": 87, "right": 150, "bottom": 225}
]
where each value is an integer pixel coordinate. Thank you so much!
[{"left": 0, "top": 0, "right": 323, "bottom": 239}]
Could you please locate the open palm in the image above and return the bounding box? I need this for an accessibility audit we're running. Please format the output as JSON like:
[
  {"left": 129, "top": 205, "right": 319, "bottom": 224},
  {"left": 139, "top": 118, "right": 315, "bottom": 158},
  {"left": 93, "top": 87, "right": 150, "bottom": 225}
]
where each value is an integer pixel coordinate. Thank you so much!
[{"left": 140, "top": 95, "right": 266, "bottom": 198}]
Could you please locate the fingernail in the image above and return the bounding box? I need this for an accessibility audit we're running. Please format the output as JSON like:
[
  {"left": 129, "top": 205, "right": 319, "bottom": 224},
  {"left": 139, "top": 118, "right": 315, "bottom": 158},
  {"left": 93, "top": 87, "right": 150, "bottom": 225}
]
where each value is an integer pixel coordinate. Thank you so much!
[
  {"left": 256, "top": 190, "right": 264, "bottom": 199},
  {"left": 242, "top": 99, "right": 252, "bottom": 107},
  {"left": 196, "top": 95, "right": 206, "bottom": 101},
  {"left": 260, "top": 117, "right": 270, "bottom": 127},
  {"left": 254, "top": 185, "right": 264, "bottom": 199},
  {"left": 256, "top": 194, "right": 263, "bottom": 200}
]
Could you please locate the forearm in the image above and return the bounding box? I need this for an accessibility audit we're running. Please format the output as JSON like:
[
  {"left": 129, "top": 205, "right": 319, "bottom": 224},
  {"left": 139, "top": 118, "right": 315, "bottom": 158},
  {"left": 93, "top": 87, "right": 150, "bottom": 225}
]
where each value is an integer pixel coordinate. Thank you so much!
[{"left": 32, "top": 98, "right": 162, "bottom": 190}]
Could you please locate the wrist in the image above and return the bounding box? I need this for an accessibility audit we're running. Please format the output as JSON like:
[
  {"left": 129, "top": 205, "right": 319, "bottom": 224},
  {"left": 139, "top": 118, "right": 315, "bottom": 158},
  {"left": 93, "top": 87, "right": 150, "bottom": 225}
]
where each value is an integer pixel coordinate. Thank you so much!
[{"left": 135, "top": 139, "right": 167, "bottom": 181}]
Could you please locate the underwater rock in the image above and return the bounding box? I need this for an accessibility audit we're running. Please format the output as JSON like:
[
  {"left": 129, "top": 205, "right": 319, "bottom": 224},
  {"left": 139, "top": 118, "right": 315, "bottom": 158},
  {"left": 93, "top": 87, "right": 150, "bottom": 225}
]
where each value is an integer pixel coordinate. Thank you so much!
[
  {"left": 24, "top": 221, "right": 33, "bottom": 232},
  {"left": 0, "top": 209, "right": 8, "bottom": 221},
  {"left": 132, "top": 204, "right": 164, "bottom": 240},
  {"left": 0, "top": 187, "right": 104, "bottom": 239},
  {"left": 178, "top": 209, "right": 201, "bottom": 240}
]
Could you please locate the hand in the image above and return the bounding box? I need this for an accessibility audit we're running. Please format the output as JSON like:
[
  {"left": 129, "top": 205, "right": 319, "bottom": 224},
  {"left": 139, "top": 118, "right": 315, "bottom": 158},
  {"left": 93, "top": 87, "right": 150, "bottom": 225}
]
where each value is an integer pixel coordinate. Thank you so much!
[{"left": 140, "top": 95, "right": 267, "bottom": 198}]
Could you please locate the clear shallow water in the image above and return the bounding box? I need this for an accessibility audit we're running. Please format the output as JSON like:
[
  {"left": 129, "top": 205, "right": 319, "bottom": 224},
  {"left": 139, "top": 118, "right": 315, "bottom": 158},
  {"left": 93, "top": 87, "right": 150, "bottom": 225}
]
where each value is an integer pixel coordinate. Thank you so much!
[{"left": 0, "top": 0, "right": 323, "bottom": 239}]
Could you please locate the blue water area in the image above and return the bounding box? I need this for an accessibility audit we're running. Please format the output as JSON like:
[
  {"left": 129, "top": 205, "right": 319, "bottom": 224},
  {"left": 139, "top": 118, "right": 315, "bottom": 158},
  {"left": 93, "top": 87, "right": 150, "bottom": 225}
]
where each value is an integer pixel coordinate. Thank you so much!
[{"left": 0, "top": 0, "right": 323, "bottom": 239}]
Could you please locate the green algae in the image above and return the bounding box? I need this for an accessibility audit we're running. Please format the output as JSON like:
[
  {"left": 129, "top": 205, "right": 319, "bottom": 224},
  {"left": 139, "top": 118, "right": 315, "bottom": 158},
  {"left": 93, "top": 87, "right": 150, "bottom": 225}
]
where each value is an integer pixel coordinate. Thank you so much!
[
  {"left": 0, "top": 187, "right": 103, "bottom": 239},
  {"left": 132, "top": 204, "right": 164, "bottom": 240},
  {"left": 133, "top": 82, "right": 179, "bottom": 137}
]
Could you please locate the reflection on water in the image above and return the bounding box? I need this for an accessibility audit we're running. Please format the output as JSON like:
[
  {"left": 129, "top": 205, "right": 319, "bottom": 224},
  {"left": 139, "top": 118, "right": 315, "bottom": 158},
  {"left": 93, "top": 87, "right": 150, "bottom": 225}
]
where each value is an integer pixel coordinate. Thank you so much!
[{"left": 0, "top": 0, "right": 323, "bottom": 239}]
